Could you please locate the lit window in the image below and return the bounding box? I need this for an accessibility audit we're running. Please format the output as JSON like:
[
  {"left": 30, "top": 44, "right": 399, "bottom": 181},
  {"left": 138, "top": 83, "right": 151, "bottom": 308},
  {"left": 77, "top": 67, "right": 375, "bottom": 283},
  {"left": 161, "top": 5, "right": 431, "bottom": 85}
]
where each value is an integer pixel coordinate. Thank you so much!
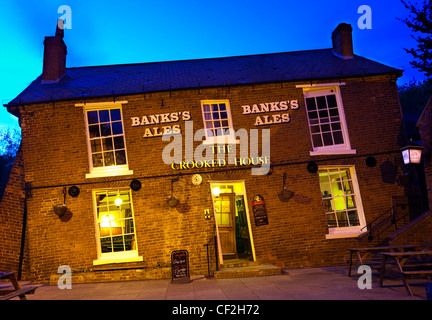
[
  {"left": 318, "top": 167, "right": 366, "bottom": 237},
  {"left": 84, "top": 104, "right": 133, "bottom": 178},
  {"left": 93, "top": 189, "right": 141, "bottom": 263},
  {"left": 303, "top": 87, "right": 355, "bottom": 155},
  {"left": 201, "top": 100, "right": 236, "bottom": 143}
]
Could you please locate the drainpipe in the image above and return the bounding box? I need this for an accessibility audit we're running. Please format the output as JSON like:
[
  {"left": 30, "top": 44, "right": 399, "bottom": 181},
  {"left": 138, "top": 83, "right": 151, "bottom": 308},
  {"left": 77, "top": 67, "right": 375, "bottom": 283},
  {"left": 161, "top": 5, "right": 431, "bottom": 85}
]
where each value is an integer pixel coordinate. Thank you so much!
[{"left": 18, "top": 183, "right": 30, "bottom": 280}]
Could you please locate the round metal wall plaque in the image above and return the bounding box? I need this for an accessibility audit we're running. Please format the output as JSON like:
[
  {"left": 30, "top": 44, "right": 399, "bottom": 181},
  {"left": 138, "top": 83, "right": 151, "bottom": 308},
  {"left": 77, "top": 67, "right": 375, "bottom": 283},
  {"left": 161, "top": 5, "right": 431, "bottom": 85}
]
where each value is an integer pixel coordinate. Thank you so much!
[
  {"left": 130, "top": 179, "right": 142, "bottom": 191},
  {"left": 68, "top": 186, "right": 80, "bottom": 197},
  {"left": 192, "top": 174, "right": 202, "bottom": 185}
]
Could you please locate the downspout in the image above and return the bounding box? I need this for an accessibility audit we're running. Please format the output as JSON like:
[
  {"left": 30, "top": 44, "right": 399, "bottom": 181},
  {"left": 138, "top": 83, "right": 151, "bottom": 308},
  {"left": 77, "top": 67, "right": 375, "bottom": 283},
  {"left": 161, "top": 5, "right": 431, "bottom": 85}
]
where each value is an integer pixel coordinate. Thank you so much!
[{"left": 17, "top": 184, "right": 30, "bottom": 280}]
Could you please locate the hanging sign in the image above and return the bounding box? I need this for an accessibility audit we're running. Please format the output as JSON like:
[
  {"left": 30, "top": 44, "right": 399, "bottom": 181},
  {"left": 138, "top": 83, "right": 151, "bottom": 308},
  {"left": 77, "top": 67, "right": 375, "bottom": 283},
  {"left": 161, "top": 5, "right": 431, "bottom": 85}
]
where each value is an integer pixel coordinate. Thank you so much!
[
  {"left": 171, "top": 250, "right": 190, "bottom": 284},
  {"left": 252, "top": 195, "right": 269, "bottom": 226}
]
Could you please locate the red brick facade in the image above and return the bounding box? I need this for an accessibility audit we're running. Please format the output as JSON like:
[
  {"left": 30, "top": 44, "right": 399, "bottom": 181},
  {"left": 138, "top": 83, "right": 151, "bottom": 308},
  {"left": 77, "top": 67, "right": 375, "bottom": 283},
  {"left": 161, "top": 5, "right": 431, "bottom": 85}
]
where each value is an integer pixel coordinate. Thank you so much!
[{"left": 3, "top": 74, "right": 421, "bottom": 283}]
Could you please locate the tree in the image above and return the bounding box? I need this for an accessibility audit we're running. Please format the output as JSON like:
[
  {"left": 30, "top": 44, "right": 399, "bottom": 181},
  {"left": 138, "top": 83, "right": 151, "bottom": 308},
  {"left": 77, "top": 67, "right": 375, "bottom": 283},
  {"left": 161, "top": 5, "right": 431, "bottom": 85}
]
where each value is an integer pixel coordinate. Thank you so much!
[
  {"left": 0, "top": 128, "right": 21, "bottom": 201},
  {"left": 400, "top": 0, "right": 432, "bottom": 79}
]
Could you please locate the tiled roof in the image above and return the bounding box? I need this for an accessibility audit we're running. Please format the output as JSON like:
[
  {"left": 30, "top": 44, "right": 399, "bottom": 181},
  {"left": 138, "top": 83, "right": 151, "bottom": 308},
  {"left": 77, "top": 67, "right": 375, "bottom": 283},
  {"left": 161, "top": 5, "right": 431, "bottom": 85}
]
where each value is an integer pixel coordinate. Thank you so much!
[{"left": 6, "top": 49, "right": 401, "bottom": 107}]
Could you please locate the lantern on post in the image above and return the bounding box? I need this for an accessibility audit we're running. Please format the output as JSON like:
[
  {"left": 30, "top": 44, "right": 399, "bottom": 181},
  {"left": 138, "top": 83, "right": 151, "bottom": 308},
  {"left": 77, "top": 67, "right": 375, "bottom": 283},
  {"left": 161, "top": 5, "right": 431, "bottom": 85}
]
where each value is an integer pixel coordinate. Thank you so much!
[{"left": 401, "top": 139, "right": 423, "bottom": 165}]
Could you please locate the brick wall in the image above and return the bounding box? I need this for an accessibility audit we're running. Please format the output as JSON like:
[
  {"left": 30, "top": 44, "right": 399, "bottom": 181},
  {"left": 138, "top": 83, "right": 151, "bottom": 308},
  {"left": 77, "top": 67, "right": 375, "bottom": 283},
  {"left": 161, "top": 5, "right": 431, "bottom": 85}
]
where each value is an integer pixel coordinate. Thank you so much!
[
  {"left": 6, "top": 73, "right": 416, "bottom": 283},
  {"left": 0, "top": 146, "right": 29, "bottom": 277}
]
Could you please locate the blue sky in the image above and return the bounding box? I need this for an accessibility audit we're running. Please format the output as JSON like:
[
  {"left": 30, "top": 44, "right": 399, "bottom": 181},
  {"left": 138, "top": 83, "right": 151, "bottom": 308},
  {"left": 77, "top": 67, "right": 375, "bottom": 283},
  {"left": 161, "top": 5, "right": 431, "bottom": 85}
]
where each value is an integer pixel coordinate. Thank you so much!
[{"left": 0, "top": 0, "right": 427, "bottom": 132}]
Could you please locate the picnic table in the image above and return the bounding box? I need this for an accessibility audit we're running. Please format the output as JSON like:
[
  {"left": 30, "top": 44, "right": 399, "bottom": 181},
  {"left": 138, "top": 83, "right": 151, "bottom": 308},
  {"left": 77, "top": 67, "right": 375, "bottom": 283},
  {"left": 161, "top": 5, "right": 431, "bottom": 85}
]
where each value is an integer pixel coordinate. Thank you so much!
[
  {"left": 347, "top": 245, "right": 416, "bottom": 276},
  {"left": 379, "top": 250, "right": 432, "bottom": 296},
  {"left": 0, "top": 271, "right": 41, "bottom": 300}
]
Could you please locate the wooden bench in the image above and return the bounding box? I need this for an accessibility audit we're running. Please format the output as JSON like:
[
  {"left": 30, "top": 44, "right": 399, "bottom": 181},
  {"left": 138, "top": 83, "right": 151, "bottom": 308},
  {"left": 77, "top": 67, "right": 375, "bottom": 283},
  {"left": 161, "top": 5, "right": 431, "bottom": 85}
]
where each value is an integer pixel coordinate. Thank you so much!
[
  {"left": 0, "top": 271, "right": 41, "bottom": 300},
  {"left": 346, "top": 245, "right": 416, "bottom": 276},
  {"left": 379, "top": 251, "right": 432, "bottom": 296},
  {"left": 0, "top": 285, "right": 41, "bottom": 300}
]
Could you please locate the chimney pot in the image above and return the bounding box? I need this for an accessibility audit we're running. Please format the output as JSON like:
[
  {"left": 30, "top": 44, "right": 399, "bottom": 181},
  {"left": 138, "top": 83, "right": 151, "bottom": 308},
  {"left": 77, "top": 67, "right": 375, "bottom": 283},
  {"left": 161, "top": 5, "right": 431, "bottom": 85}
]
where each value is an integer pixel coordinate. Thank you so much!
[{"left": 332, "top": 23, "right": 354, "bottom": 59}]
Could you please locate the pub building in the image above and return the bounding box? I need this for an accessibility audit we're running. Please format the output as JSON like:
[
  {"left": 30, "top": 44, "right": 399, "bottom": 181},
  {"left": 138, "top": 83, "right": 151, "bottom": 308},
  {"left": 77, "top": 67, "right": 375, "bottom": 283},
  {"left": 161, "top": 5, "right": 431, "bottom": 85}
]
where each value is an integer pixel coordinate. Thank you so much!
[{"left": 1, "top": 21, "right": 430, "bottom": 284}]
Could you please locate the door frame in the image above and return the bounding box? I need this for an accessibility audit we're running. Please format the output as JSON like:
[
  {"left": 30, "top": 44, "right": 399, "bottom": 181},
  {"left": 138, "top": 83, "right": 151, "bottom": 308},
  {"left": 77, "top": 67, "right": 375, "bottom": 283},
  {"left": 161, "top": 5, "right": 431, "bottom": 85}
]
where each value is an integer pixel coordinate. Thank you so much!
[{"left": 209, "top": 181, "right": 256, "bottom": 265}]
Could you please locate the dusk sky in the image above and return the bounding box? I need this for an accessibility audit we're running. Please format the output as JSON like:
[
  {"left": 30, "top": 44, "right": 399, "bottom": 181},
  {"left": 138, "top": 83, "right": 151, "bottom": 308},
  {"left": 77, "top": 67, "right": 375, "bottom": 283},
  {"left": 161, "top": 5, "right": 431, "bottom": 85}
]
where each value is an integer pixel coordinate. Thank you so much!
[{"left": 0, "top": 0, "right": 428, "bottom": 132}]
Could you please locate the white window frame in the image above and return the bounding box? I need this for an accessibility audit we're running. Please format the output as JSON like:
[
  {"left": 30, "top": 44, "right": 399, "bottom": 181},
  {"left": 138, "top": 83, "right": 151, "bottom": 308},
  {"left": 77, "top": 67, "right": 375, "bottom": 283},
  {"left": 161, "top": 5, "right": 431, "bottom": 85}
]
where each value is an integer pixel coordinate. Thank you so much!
[
  {"left": 200, "top": 100, "right": 238, "bottom": 145},
  {"left": 79, "top": 101, "right": 133, "bottom": 179},
  {"left": 92, "top": 188, "right": 142, "bottom": 265},
  {"left": 317, "top": 166, "right": 366, "bottom": 239},
  {"left": 300, "top": 85, "right": 356, "bottom": 156}
]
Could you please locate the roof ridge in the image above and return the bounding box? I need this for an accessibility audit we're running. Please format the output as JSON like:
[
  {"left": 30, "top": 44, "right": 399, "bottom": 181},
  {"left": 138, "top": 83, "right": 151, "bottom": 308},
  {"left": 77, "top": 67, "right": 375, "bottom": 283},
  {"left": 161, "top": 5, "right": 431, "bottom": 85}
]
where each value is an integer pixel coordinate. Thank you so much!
[{"left": 65, "top": 48, "right": 334, "bottom": 70}]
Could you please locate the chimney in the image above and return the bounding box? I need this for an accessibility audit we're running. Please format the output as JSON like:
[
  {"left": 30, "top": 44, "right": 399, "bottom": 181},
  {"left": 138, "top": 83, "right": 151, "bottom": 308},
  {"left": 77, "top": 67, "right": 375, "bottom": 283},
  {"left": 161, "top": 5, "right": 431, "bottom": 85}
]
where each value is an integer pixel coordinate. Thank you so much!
[
  {"left": 331, "top": 23, "right": 354, "bottom": 59},
  {"left": 42, "top": 19, "right": 67, "bottom": 83}
]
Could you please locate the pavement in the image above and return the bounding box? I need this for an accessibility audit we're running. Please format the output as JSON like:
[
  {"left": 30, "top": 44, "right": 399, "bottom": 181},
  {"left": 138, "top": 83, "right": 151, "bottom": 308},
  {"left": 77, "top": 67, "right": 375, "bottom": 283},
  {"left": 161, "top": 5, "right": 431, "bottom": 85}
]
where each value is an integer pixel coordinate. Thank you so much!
[{"left": 12, "top": 266, "right": 430, "bottom": 301}]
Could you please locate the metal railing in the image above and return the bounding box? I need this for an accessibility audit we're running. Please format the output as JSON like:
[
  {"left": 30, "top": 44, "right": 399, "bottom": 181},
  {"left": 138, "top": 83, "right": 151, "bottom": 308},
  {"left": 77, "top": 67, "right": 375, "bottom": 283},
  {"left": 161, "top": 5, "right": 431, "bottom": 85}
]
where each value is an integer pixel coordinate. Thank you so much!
[
  {"left": 203, "top": 235, "right": 218, "bottom": 278},
  {"left": 360, "top": 199, "right": 426, "bottom": 243}
]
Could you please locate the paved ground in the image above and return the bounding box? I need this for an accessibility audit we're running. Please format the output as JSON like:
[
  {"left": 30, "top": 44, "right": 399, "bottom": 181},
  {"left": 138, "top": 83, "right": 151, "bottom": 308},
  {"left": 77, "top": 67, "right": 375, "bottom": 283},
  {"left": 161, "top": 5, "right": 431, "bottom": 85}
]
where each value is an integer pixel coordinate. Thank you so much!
[{"left": 14, "top": 266, "right": 430, "bottom": 301}]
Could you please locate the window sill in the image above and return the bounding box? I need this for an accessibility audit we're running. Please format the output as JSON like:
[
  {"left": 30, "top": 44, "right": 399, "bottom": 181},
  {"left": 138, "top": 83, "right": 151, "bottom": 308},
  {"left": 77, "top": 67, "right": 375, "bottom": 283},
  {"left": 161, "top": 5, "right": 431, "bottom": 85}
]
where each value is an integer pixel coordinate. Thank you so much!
[
  {"left": 310, "top": 149, "right": 357, "bottom": 156},
  {"left": 93, "top": 255, "right": 143, "bottom": 266},
  {"left": 325, "top": 230, "right": 365, "bottom": 239},
  {"left": 86, "top": 168, "right": 133, "bottom": 179}
]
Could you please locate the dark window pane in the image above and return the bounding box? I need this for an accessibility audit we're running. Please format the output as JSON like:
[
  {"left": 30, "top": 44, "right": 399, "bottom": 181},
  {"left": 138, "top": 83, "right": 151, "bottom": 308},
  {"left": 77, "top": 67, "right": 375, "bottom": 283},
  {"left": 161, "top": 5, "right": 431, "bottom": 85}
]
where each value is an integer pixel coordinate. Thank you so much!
[
  {"left": 92, "top": 153, "right": 103, "bottom": 167},
  {"left": 319, "top": 110, "right": 329, "bottom": 118},
  {"left": 99, "top": 110, "right": 110, "bottom": 123},
  {"left": 111, "top": 122, "right": 123, "bottom": 135},
  {"left": 100, "top": 123, "right": 111, "bottom": 136},
  {"left": 333, "top": 131, "right": 344, "bottom": 144},
  {"left": 89, "top": 124, "right": 100, "bottom": 138},
  {"left": 317, "top": 96, "right": 327, "bottom": 109},
  {"left": 321, "top": 124, "right": 331, "bottom": 132},
  {"left": 323, "top": 132, "right": 333, "bottom": 146},
  {"left": 326, "top": 95, "right": 337, "bottom": 108},
  {"left": 212, "top": 104, "right": 219, "bottom": 111},
  {"left": 312, "top": 134, "right": 323, "bottom": 147},
  {"left": 221, "top": 120, "right": 229, "bottom": 127},
  {"left": 214, "top": 121, "right": 221, "bottom": 128},
  {"left": 204, "top": 113, "right": 212, "bottom": 120},
  {"left": 219, "top": 103, "right": 226, "bottom": 111},
  {"left": 115, "top": 150, "right": 127, "bottom": 165},
  {"left": 203, "top": 104, "right": 210, "bottom": 112},
  {"left": 308, "top": 111, "right": 318, "bottom": 119},
  {"left": 114, "top": 136, "right": 125, "bottom": 149},
  {"left": 310, "top": 125, "right": 320, "bottom": 133},
  {"left": 91, "top": 139, "right": 102, "bottom": 153},
  {"left": 331, "top": 123, "right": 341, "bottom": 131},
  {"left": 306, "top": 98, "right": 316, "bottom": 111},
  {"left": 330, "top": 116, "right": 340, "bottom": 122},
  {"left": 205, "top": 122, "right": 213, "bottom": 129},
  {"left": 220, "top": 112, "right": 228, "bottom": 119},
  {"left": 104, "top": 152, "right": 115, "bottom": 166},
  {"left": 213, "top": 112, "right": 220, "bottom": 120},
  {"left": 329, "top": 108, "right": 339, "bottom": 117},
  {"left": 110, "top": 109, "right": 121, "bottom": 121},
  {"left": 88, "top": 111, "right": 98, "bottom": 124},
  {"left": 102, "top": 137, "right": 113, "bottom": 151}
]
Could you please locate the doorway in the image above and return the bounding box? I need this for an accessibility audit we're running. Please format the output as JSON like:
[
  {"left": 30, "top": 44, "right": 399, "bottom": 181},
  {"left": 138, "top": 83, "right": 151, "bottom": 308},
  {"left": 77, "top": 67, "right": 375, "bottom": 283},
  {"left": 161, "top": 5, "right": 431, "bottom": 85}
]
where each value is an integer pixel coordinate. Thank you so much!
[{"left": 211, "top": 182, "right": 254, "bottom": 264}]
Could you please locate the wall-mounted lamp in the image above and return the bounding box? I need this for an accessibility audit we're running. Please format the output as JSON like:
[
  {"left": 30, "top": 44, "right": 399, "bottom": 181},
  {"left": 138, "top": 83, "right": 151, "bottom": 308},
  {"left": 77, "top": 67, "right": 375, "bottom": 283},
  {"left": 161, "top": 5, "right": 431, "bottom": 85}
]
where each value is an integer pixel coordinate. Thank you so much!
[
  {"left": 212, "top": 186, "right": 221, "bottom": 197},
  {"left": 401, "top": 139, "right": 423, "bottom": 165},
  {"left": 115, "top": 193, "right": 123, "bottom": 207}
]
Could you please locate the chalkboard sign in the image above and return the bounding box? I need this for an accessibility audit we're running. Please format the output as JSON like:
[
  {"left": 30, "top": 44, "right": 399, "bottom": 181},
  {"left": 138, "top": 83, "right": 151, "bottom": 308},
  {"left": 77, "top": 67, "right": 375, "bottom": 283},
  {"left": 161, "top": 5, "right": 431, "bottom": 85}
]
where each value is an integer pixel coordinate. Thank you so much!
[
  {"left": 252, "top": 195, "right": 269, "bottom": 226},
  {"left": 171, "top": 250, "right": 190, "bottom": 284}
]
